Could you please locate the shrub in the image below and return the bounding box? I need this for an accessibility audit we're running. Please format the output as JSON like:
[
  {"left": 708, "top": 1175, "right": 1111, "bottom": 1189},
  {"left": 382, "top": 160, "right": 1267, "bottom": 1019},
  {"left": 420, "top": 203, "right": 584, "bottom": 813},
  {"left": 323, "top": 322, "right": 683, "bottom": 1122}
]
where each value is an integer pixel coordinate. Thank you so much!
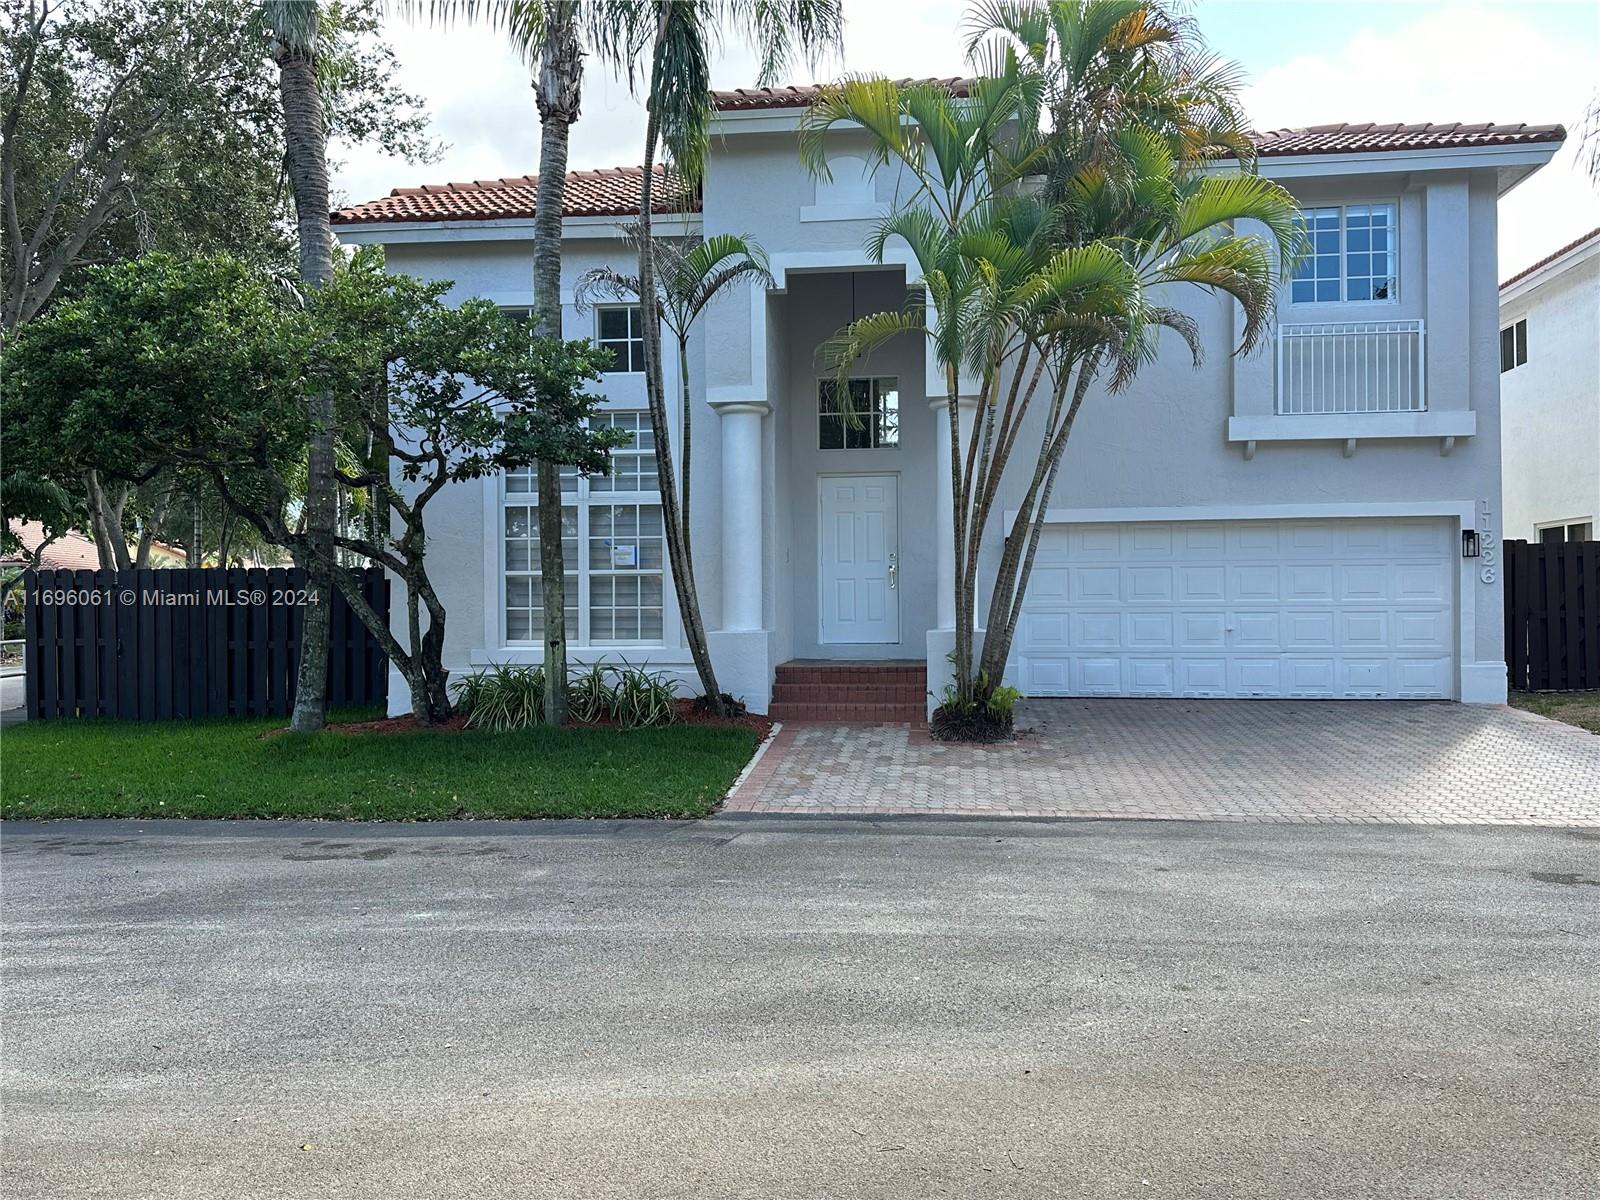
[
  {"left": 568, "top": 660, "right": 617, "bottom": 724},
  {"left": 451, "top": 662, "right": 546, "bottom": 730},
  {"left": 929, "top": 662, "right": 1021, "bottom": 744},
  {"left": 450, "top": 659, "right": 679, "bottom": 730},
  {"left": 609, "top": 660, "right": 680, "bottom": 729}
]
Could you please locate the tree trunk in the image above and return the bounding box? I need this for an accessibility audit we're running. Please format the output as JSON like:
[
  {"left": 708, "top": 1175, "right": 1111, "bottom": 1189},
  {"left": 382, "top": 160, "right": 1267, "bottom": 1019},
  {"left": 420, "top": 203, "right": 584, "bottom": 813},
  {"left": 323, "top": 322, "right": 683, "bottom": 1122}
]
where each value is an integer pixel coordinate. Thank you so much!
[
  {"left": 638, "top": 97, "right": 725, "bottom": 714},
  {"left": 83, "top": 471, "right": 132, "bottom": 572},
  {"left": 275, "top": 18, "right": 337, "bottom": 734},
  {"left": 531, "top": 1, "right": 583, "bottom": 727},
  {"left": 678, "top": 329, "right": 694, "bottom": 570}
]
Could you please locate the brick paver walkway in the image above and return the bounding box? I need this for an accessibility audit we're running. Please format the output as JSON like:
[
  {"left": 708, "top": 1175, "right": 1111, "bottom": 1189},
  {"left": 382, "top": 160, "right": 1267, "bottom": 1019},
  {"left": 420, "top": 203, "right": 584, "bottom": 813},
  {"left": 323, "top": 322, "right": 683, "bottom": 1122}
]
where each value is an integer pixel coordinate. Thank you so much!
[{"left": 724, "top": 699, "right": 1600, "bottom": 824}]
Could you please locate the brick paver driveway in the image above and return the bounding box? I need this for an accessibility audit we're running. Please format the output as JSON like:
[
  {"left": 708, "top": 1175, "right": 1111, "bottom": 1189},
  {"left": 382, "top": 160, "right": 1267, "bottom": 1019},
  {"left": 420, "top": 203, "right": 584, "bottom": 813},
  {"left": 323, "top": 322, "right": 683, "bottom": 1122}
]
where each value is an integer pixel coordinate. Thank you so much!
[{"left": 725, "top": 699, "right": 1600, "bottom": 824}]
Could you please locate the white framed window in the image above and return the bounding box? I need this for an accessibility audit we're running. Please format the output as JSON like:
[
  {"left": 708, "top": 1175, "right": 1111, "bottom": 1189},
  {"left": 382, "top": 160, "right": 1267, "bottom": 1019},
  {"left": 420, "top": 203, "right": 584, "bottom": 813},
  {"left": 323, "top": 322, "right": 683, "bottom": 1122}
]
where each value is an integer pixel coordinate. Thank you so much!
[
  {"left": 819, "top": 378, "right": 900, "bottom": 449},
  {"left": 1291, "top": 203, "right": 1398, "bottom": 304},
  {"left": 502, "top": 411, "right": 664, "bottom": 645},
  {"left": 1499, "top": 318, "right": 1528, "bottom": 373},
  {"left": 596, "top": 304, "right": 646, "bottom": 372}
]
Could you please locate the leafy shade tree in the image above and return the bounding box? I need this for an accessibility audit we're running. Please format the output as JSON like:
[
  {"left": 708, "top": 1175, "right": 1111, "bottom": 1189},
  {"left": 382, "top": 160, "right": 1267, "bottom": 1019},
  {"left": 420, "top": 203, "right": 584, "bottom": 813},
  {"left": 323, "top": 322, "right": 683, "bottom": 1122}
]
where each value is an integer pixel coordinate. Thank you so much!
[
  {"left": 589, "top": 0, "right": 843, "bottom": 713},
  {"left": 800, "top": 1, "right": 1300, "bottom": 729},
  {"left": 4, "top": 252, "right": 621, "bottom": 723},
  {"left": 1, "top": 0, "right": 433, "bottom": 328},
  {"left": 576, "top": 229, "right": 771, "bottom": 579},
  {"left": 1, "top": 0, "right": 435, "bottom": 625}
]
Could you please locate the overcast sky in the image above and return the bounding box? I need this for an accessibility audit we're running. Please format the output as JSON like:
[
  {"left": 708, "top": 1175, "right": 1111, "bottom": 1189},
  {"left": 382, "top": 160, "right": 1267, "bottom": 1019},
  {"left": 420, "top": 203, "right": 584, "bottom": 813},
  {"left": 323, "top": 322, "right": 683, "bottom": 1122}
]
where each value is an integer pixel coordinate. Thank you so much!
[{"left": 331, "top": 0, "right": 1600, "bottom": 278}]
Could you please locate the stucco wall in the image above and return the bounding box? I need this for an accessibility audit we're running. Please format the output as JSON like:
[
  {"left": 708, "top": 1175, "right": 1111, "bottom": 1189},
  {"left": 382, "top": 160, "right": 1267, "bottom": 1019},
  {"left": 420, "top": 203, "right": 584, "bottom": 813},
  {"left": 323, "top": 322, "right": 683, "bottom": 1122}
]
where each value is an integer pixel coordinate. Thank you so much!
[
  {"left": 1500, "top": 254, "right": 1600, "bottom": 540},
  {"left": 348, "top": 125, "right": 1524, "bottom": 711}
]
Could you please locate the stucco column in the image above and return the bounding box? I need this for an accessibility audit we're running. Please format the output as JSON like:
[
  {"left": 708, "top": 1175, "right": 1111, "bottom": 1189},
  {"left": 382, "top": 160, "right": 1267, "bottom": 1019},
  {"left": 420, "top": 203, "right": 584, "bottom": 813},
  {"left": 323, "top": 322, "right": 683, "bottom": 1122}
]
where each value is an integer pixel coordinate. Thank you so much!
[
  {"left": 712, "top": 400, "right": 769, "bottom": 631},
  {"left": 929, "top": 395, "right": 980, "bottom": 628}
]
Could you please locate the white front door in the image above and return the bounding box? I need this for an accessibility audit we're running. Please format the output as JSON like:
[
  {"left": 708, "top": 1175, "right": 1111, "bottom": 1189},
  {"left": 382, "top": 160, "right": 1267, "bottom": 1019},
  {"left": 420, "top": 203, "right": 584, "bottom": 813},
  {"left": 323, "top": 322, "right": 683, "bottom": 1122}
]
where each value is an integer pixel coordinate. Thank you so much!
[{"left": 819, "top": 475, "right": 900, "bottom": 644}]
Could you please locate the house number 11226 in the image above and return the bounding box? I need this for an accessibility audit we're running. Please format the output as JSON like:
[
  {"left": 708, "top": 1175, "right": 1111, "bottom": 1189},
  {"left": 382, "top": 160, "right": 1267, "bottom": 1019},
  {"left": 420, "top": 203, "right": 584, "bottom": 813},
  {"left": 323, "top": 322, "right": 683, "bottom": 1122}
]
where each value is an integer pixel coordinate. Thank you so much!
[{"left": 1478, "top": 499, "right": 1497, "bottom": 585}]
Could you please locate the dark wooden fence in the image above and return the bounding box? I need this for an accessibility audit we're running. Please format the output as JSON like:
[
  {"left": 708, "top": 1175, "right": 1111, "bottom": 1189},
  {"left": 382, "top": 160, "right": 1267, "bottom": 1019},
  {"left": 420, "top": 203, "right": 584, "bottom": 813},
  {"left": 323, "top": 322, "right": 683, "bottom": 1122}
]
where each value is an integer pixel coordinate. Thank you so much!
[
  {"left": 22, "top": 567, "right": 388, "bottom": 720},
  {"left": 1504, "top": 540, "right": 1600, "bottom": 692}
]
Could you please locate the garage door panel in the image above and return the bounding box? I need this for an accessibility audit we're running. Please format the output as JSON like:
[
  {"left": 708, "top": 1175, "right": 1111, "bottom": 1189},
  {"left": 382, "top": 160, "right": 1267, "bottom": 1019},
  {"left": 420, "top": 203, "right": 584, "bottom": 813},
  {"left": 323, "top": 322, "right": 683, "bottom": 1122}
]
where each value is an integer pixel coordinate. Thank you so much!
[
  {"left": 1180, "top": 612, "right": 1227, "bottom": 648},
  {"left": 1231, "top": 564, "right": 1281, "bottom": 602},
  {"left": 1340, "top": 611, "right": 1389, "bottom": 648},
  {"left": 1179, "top": 659, "right": 1228, "bottom": 695},
  {"left": 1016, "top": 518, "right": 1456, "bottom": 700},
  {"left": 1127, "top": 658, "right": 1176, "bottom": 694},
  {"left": 1286, "top": 564, "right": 1335, "bottom": 600},
  {"left": 1126, "top": 566, "right": 1175, "bottom": 603},
  {"left": 1073, "top": 611, "right": 1121, "bottom": 649},
  {"left": 1077, "top": 658, "right": 1122, "bottom": 694},
  {"left": 1073, "top": 566, "right": 1120, "bottom": 603},
  {"left": 1232, "top": 611, "right": 1281, "bottom": 648},
  {"left": 1021, "top": 611, "right": 1069, "bottom": 651},
  {"left": 1285, "top": 611, "right": 1336, "bottom": 649},
  {"left": 1125, "top": 612, "right": 1174, "bottom": 649},
  {"left": 1395, "top": 610, "right": 1451, "bottom": 650},
  {"left": 1178, "top": 565, "right": 1226, "bottom": 601}
]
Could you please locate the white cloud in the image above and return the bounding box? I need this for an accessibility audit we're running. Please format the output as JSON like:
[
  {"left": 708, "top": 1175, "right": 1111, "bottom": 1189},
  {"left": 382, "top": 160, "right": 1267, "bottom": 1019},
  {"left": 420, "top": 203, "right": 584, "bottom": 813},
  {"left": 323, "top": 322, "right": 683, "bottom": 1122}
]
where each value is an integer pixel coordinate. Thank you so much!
[{"left": 1243, "top": 3, "right": 1599, "bottom": 278}]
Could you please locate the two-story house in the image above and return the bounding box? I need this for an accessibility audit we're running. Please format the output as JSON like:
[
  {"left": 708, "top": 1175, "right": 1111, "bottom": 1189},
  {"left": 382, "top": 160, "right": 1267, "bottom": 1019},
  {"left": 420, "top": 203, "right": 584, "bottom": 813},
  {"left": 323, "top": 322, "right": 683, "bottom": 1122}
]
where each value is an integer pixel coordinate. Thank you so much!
[
  {"left": 1499, "top": 226, "right": 1599, "bottom": 545},
  {"left": 332, "top": 95, "right": 1564, "bottom": 717}
]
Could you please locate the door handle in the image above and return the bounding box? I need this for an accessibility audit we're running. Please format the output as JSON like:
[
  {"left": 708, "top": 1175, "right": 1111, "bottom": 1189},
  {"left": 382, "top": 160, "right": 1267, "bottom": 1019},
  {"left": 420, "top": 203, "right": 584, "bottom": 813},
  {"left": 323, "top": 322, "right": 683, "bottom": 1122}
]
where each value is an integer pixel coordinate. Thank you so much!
[{"left": 888, "top": 552, "right": 898, "bottom": 590}]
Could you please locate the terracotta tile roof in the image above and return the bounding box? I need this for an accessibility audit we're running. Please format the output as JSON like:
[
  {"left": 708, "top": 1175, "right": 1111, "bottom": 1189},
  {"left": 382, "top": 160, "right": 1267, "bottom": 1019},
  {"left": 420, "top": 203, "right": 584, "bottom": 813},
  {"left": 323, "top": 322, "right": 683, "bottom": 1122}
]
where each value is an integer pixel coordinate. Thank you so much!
[
  {"left": 1501, "top": 225, "right": 1600, "bottom": 290},
  {"left": 711, "top": 77, "right": 972, "bottom": 111},
  {"left": 1250, "top": 121, "right": 1566, "bottom": 157},
  {"left": 3, "top": 522, "right": 101, "bottom": 571},
  {"left": 331, "top": 165, "right": 692, "bottom": 226},
  {"left": 333, "top": 116, "right": 1565, "bottom": 227}
]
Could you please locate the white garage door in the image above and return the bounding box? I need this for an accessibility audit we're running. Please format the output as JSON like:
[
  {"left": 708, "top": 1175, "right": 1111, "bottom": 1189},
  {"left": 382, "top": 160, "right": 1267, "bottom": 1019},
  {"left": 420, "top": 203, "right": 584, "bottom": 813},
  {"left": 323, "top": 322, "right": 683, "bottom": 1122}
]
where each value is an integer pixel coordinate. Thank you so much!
[{"left": 1015, "top": 518, "right": 1456, "bottom": 699}]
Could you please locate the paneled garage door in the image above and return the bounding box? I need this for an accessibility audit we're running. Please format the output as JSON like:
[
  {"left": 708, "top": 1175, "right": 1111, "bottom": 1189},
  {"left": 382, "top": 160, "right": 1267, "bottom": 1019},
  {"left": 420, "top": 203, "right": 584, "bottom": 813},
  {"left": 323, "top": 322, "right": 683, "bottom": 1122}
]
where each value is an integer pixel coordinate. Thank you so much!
[{"left": 1014, "top": 518, "right": 1457, "bottom": 699}]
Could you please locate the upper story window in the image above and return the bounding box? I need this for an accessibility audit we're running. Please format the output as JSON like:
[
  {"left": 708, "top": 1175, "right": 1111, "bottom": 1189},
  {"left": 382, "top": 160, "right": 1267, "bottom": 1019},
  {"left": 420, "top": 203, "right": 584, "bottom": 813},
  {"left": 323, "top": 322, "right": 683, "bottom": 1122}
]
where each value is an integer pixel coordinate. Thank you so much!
[
  {"left": 1500, "top": 318, "right": 1528, "bottom": 373},
  {"left": 1291, "top": 203, "right": 1397, "bottom": 304},
  {"left": 597, "top": 305, "right": 645, "bottom": 372},
  {"left": 819, "top": 378, "right": 899, "bottom": 449}
]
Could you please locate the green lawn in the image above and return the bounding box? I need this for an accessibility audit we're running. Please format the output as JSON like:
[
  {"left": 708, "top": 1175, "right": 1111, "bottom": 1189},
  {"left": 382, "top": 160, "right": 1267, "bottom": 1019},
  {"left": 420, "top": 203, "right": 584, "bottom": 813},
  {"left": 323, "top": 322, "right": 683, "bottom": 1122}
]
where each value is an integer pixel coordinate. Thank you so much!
[
  {"left": 1510, "top": 690, "right": 1600, "bottom": 735},
  {"left": 0, "top": 717, "right": 758, "bottom": 820}
]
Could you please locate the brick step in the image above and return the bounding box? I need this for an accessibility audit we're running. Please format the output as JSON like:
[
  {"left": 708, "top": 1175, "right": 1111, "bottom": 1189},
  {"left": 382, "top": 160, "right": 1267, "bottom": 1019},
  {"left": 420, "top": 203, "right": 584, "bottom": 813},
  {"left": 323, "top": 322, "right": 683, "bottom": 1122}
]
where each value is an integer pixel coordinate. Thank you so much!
[
  {"left": 770, "top": 682, "right": 927, "bottom": 706},
  {"left": 774, "top": 662, "right": 926, "bottom": 685},
  {"left": 769, "top": 700, "right": 926, "bottom": 724}
]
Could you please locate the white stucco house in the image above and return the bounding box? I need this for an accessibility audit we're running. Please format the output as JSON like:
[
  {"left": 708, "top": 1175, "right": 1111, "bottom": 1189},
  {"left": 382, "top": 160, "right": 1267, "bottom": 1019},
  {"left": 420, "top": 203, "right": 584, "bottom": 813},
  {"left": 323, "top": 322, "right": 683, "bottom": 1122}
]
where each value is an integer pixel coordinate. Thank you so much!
[
  {"left": 332, "top": 88, "right": 1565, "bottom": 717},
  {"left": 1498, "top": 226, "right": 1599, "bottom": 545}
]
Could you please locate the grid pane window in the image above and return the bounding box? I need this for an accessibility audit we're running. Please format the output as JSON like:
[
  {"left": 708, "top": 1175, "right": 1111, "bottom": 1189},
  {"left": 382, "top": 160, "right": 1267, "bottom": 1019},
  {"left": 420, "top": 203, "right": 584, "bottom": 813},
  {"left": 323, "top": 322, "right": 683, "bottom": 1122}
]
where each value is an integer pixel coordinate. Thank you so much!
[
  {"left": 588, "top": 504, "right": 666, "bottom": 641},
  {"left": 504, "top": 505, "right": 578, "bottom": 640},
  {"left": 588, "top": 411, "right": 660, "bottom": 493},
  {"left": 1291, "top": 203, "right": 1397, "bottom": 303},
  {"left": 502, "top": 410, "right": 665, "bottom": 645},
  {"left": 819, "top": 378, "right": 900, "bottom": 449},
  {"left": 597, "top": 305, "right": 645, "bottom": 372}
]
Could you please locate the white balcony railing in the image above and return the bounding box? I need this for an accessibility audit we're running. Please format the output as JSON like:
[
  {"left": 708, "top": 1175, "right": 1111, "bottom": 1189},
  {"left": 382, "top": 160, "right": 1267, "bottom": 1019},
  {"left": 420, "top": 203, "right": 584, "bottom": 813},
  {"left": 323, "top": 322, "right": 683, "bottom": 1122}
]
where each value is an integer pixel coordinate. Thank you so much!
[{"left": 1275, "top": 319, "right": 1426, "bottom": 415}]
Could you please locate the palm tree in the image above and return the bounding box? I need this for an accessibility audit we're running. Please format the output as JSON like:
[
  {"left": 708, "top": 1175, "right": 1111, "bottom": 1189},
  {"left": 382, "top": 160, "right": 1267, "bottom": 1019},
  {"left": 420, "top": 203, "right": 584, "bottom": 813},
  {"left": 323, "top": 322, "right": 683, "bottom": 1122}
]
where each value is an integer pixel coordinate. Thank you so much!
[
  {"left": 589, "top": 0, "right": 842, "bottom": 714},
  {"left": 402, "top": 0, "right": 584, "bottom": 724},
  {"left": 262, "top": 1, "right": 337, "bottom": 732},
  {"left": 576, "top": 229, "right": 773, "bottom": 576},
  {"left": 802, "top": 2, "right": 1301, "bottom": 714}
]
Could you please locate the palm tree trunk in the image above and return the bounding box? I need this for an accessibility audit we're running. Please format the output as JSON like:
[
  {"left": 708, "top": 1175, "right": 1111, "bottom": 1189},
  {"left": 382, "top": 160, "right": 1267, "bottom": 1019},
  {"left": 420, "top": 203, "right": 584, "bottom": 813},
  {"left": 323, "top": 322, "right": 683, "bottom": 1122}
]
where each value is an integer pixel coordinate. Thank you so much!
[
  {"left": 638, "top": 106, "right": 724, "bottom": 713},
  {"left": 531, "top": 1, "right": 582, "bottom": 727},
  {"left": 677, "top": 329, "right": 693, "bottom": 570},
  {"left": 275, "top": 17, "right": 336, "bottom": 733}
]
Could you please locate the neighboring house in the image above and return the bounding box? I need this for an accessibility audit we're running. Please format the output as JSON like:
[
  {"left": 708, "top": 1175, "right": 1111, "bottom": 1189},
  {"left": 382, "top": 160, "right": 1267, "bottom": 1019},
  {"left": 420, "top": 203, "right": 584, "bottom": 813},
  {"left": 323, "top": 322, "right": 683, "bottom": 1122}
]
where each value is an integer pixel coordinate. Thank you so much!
[
  {"left": 1498, "top": 226, "right": 1599, "bottom": 544},
  {"left": 2, "top": 520, "right": 189, "bottom": 573},
  {"left": 333, "top": 101, "right": 1564, "bottom": 714}
]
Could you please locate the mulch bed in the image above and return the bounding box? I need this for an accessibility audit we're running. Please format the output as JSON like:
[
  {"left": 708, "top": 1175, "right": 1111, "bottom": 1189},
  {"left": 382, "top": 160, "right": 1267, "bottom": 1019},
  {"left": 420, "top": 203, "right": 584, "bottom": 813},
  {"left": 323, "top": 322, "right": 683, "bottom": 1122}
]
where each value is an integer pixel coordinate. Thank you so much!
[{"left": 269, "top": 699, "right": 772, "bottom": 739}]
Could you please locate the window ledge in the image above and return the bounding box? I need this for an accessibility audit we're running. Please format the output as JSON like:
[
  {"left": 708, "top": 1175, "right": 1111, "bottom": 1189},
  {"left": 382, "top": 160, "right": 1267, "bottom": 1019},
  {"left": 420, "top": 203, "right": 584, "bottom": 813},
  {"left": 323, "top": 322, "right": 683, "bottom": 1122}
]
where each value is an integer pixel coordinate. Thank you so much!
[
  {"left": 799, "top": 201, "right": 889, "bottom": 223},
  {"left": 471, "top": 646, "right": 690, "bottom": 668},
  {"left": 1229, "top": 411, "right": 1475, "bottom": 443}
]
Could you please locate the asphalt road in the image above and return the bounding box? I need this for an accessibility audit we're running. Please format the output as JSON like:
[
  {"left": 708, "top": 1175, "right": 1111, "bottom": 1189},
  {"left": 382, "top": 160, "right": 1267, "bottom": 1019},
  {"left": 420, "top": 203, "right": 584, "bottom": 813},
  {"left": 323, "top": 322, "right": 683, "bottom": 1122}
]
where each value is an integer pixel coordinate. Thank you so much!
[{"left": 3, "top": 817, "right": 1597, "bottom": 1199}]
